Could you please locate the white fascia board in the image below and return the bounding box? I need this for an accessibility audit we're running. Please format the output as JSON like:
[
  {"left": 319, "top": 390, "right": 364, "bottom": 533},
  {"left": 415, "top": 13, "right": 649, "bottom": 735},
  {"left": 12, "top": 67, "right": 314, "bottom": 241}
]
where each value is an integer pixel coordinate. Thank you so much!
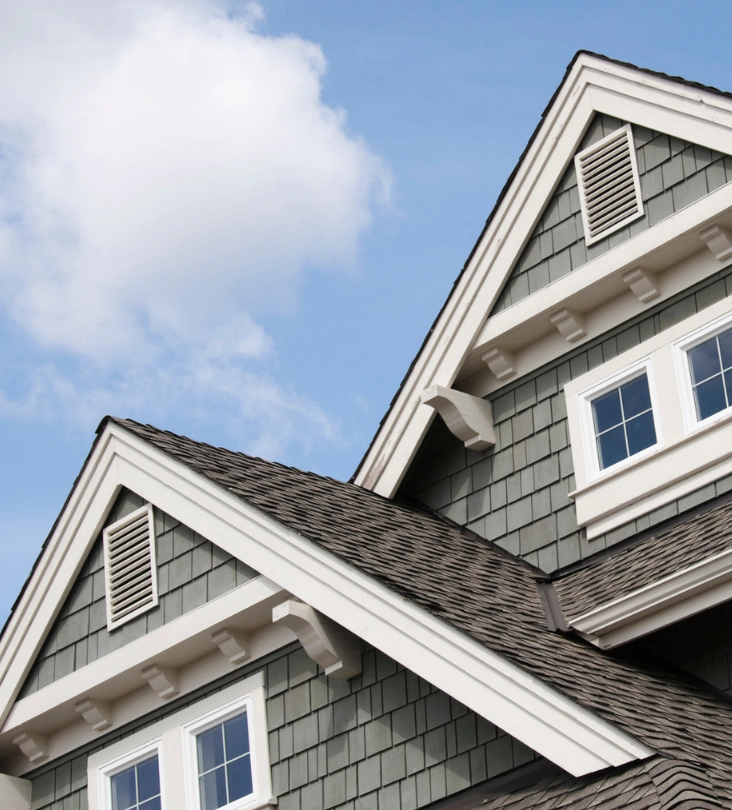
[
  {"left": 355, "top": 54, "right": 732, "bottom": 499},
  {"left": 69, "top": 425, "right": 657, "bottom": 772},
  {"left": 571, "top": 546, "right": 732, "bottom": 649}
]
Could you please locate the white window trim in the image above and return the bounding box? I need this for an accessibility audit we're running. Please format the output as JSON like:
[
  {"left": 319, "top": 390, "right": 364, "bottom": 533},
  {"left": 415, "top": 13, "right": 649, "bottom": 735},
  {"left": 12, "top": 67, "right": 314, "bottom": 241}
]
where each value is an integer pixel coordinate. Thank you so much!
[
  {"left": 96, "top": 738, "right": 165, "bottom": 810},
  {"left": 88, "top": 672, "right": 274, "bottom": 810},
  {"left": 674, "top": 309, "right": 732, "bottom": 435},
  {"left": 103, "top": 503, "right": 159, "bottom": 631},
  {"left": 578, "top": 357, "right": 662, "bottom": 482},
  {"left": 182, "top": 694, "right": 262, "bottom": 810}
]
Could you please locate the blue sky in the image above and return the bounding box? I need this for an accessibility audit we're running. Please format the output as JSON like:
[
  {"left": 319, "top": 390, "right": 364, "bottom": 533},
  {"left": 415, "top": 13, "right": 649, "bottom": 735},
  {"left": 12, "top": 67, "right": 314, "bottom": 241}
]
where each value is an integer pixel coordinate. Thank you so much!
[{"left": 2, "top": 0, "right": 732, "bottom": 622}]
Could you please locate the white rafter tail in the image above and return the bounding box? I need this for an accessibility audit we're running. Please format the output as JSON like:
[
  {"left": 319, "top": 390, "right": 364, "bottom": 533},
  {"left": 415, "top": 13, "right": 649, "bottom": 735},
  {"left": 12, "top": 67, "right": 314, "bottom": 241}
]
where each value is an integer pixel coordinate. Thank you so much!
[
  {"left": 482, "top": 346, "right": 516, "bottom": 381},
  {"left": 12, "top": 731, "right": 48, "bottom": 764},
  {"left": 622, "top": 267, "right": 660, "bottom": 303},
  {"left": 211, "top": 628, "right": 250, "bottom": 666},
  {"left": 700, "top": 224, "right": 732, "bottom": 261},
  {"left": 75, "top": 697, "right": 113, "bottom": 731},
  {"left": 272, "top": 600, "right": 361, "bottom": 680},
  {"left": 141, "top": 664, "right": 179, "bottom": 699},
  {"left": 420, "top": 385, "right": 495, "bottom": 451},
  {"left": 550, "top": 308, "right": 587, "bottom": 343}
]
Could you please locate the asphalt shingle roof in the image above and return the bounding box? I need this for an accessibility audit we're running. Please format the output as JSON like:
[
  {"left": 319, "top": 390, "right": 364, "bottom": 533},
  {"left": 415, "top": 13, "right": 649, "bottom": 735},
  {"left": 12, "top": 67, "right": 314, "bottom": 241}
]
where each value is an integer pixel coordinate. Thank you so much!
[
  {"left": 110, "top": 417, "right": 732, "bottom": 807},
  {"left": 553, "top": 495, "right": 732, "bottom": 620}
]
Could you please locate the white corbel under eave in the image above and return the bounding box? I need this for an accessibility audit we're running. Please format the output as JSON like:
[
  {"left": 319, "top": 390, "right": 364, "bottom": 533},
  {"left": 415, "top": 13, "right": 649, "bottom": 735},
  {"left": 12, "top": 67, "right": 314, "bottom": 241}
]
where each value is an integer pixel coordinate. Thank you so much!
[
  {"left": 420, "top": 385, "right": 495, "bottom": 450},
  {"left": 272, "top": 600, "right": 361, "bottom": 680}
]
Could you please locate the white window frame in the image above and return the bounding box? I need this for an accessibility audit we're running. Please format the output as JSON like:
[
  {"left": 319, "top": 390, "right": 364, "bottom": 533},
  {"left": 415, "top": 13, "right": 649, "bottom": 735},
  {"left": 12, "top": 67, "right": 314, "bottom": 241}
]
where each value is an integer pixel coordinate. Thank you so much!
[
  {"left": 87, "top": 672, "right": 273, "bottom": 810},
  {"left": 578, "top": 357, "right": 662, "bottom": 482},
  {"left": 96, "top": 738, "right": 165, "bottom": 810},
  {"left": 674, "top": 309, "right": 732, "bottom": 434},
  {"left": 182, "top": 694, "right": 262, "bottom": 810},
  {"left": 103, "top": 503, "right": 159, "bottom": 631}
]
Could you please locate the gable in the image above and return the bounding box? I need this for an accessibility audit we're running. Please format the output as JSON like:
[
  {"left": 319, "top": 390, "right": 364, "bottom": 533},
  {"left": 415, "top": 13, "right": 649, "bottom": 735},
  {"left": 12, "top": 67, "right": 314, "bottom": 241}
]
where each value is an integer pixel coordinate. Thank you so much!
[
  {"left": 491, "top": 113, "right": 732, "bottom": 315},
  {"left": 19, "top": 489, "right": 259, "bottom": 699}
]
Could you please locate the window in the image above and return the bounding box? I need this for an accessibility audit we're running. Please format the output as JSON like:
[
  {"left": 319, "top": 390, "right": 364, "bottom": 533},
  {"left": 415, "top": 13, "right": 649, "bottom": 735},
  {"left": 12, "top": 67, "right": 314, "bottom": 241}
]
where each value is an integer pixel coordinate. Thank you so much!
[
  {"left": 591, "top": 373, "right": 657, "bottom": 469},
  {"left": 686, "top": 325, "right": 732, "bottom": 421},
  {"left": 103, "top": 503, "right": 158, "bottom": 630},
  {"left": 184, "top": 698, "right": 257, "bottom": 810},
  {"left": 88, "top": 673, "right": 273, "bottom": 810}
]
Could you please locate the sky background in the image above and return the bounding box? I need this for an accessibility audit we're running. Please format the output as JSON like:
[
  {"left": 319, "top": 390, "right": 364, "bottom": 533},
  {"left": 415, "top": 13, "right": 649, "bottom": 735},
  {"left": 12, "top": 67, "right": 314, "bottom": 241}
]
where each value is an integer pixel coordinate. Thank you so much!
[{"left": 3, "top": 0, "right": 732, "bottom": 622}]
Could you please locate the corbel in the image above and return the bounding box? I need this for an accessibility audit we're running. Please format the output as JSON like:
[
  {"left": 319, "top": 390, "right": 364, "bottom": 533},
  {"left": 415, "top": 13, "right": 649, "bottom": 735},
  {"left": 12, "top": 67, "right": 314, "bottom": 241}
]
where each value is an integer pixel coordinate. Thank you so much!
[
  {"left": 12, "top": 731, "right": 48, "bottom": 764},
  {"left": 141, "top": 664, "right": 179, "bottom": 699},
  {"left": 700, "top": 224, "right": 732, "bottom": 261},
  {"left": 272, "top": 600, "right": 361, "bottom": 680},
  {"left": 481, "top": 346, "right": 516, "bottom": 380},
  {"left": 622, "top": 267, "right": 659, "bottom": 303},
  {"left": 212, "top": 628, "right": 250, "bottom": 666},
  {"left": 75, "top": 697, "right": 112, "bottom": 731},
  {"left": 420, "top": 385, "right": 495, "bottom": 451},
  {"left": 550, "top": 308, "right": 586, "bottom": 343}
]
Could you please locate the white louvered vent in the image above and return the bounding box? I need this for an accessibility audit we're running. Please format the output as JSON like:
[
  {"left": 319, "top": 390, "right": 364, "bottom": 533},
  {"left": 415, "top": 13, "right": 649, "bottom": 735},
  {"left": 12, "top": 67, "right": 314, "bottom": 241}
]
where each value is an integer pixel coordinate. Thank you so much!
[
  {"left": 575, "top": 124, "right": 644, "bottom": 246},
  {"left": 103, "top": 503, "right": 158, "bottom": 630}
]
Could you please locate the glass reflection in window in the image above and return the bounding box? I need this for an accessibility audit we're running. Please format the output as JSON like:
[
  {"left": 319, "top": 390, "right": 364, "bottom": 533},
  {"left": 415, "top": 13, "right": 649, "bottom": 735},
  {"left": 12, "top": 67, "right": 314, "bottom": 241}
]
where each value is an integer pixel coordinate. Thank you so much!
[
  {"left": 111, "top": 755, "right": 161, "bottom": 810},
  {"left": 687, "top": 326, "right": 732, "bottom": 421},
  {"left": 196, "top": 711, "right": 252, "bottom": 810}
]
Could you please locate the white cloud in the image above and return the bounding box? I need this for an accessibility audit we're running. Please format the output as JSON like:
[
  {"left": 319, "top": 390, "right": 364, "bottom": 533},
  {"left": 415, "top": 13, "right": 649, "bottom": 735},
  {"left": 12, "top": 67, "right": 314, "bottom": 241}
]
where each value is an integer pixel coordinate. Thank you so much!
[{"left": 0, "top": 0, "right": 389, "bottom": 456}]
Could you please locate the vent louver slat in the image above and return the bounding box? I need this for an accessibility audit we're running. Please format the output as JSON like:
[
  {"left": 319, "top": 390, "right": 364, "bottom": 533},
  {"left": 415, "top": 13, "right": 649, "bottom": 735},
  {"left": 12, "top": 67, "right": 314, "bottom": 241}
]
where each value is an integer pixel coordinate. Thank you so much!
[
  {"left": 575, "top": 124, "right": 644, "bottom": 246},
  {"left": 103, "top": 503, "right": 158, "bottom": 629}
]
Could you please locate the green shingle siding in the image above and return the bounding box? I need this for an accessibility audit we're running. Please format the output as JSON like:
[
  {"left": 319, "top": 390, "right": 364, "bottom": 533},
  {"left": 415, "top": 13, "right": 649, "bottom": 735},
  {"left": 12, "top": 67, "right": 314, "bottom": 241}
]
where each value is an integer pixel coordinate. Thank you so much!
[
  {"left": 20, "top": 489, "right": 258, "bottom": 698},
  {"left": 491, "top": 114, "right": 732, "bottom": 314},
  {"left": 401, "top": 265, "right": 732, "bottom": 572},
  {"left": 28, "top": 644, "right": 538, "bottom": 810}
]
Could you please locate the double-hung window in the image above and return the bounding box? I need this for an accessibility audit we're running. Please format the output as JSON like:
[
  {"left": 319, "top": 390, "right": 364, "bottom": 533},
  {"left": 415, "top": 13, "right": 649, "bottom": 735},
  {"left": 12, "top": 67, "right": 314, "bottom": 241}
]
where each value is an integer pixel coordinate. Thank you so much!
[
  {"left": 110, "top": 754, "right": 162, "bottom": 810},
  {"left": 685, "top": 324, "right": 732, "bottom": 422}
]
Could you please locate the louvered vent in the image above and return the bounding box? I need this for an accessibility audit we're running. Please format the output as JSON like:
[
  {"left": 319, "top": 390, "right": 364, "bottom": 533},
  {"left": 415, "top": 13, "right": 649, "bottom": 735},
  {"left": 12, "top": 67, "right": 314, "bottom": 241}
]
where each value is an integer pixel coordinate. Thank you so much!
[
  {"left": 103, "top": 503, "right": 158, "bottom": 630},
  {"left": 575, "top": 124, "right": 644, "bottom": 246}
]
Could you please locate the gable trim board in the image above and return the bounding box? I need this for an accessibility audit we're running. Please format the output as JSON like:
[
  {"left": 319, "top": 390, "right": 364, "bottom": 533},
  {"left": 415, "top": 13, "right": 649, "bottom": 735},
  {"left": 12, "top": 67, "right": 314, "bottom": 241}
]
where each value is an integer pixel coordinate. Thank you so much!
[
  {"left": 0, "top": 421, "right": 652, "bottom": 778},
  {"left": 354, "top": 53, "right": 732, "bottom": 499}
]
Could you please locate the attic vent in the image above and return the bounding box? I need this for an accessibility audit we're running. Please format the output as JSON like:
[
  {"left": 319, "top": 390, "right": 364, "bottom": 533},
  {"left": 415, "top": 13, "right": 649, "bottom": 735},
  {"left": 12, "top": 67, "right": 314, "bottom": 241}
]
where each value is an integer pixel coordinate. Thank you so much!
[
  {"left": 575, "top": 124, "right": 644, "bottom": 246},
  {"left": 103, "top": 503, "right": 158, "bottom": 630}
]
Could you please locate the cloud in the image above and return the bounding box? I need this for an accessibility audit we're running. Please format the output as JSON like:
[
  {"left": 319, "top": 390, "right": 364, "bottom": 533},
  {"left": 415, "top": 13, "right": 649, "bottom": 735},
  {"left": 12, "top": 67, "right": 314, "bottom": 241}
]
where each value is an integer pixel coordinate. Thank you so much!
[{"left": 0, "top": 0, "right": 390, "bottom": 457}]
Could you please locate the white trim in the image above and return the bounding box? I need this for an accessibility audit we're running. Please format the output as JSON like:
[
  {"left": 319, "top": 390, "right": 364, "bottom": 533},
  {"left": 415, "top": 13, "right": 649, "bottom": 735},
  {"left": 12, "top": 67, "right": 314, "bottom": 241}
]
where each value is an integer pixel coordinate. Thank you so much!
[
  {"left": 88, "top": 673, "right": 274, "bottom": 810},
  {"left": 96, "top": 737, "right": 165, "bottom": 810},
  {"left": 354, "top": 54, "right": 732, "bottom": 498},
  {"left": 577, "top": 358, "right": 661, "bottom": 482},
  {"left": 571, "top": 546, "right": 732, "bottom": 649},
  {"left": 0, "top": 421, "right": 652, "bottom": 776}
]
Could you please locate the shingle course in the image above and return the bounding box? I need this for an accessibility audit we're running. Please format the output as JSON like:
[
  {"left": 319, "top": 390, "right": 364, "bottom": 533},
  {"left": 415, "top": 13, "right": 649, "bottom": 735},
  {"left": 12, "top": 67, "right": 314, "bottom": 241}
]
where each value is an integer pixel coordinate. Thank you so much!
[{"left": 111, "top": 417, "right": 732, "bottom": 802}]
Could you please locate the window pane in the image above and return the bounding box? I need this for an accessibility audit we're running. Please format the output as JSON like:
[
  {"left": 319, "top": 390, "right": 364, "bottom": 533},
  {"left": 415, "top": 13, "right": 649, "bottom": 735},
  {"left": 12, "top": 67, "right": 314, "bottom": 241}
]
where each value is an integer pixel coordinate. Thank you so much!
[
  {"left": 597, "top": 425, "right": 627, "bottom": 469},
  {"left": 200, "top": 766, "right": 228, "bottom": 810},
  {"left": 227, "top": 755, "right": 253, "bottom": 802},
  {"left": 139, "top": 799, "right": 161, "bottom": 810},
  {"left": 695, "top": 375, "right": 727, "bottom": 420},
  {"left": 198, "top": 726, "right": 225, "bottom": 773},
  {"left": 111, "top": 767, "right": 137, "bottom": 810},
  {"left": 224, "top": 713, "right": 250, "bottom": 761},
  {"left": 620, "top": 375, "right": 651, "bottom": 419},
  {"left": 719, "top": 328, "right": 732, "bottom": 369},
  {"left": 688, "top": 338, "right": 721, "bottom": 384},
  {"left": 136, "top": 757, "right": 160, "bottom": 801},
  {"left": 593, "top": 389, "right": 622, "bottom": 434},
  {"left": 626, "top": 411, "right": 656, "bottom": 456}
]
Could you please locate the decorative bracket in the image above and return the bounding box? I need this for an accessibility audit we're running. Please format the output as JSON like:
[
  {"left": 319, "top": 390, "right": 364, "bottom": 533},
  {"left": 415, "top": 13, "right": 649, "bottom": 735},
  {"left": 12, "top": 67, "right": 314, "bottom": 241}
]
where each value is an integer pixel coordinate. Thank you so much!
[
  {"left": 420, "top": 385, "right": 495, "bottom": 451},
  {"left": 141, "top": 664, "right": 179, "bottom": 699},
  {"left": 75, "top": 697, "right": 112, "bottom": 731},
  {"left": 550, "top": 308, "right": 586, "bottom": 342},
  {"left": 700, "top": 224, "right": 732, "bottom": 261},
  {"left": 622, "top": 267, "right": 659, "bottom": 303},
  {"left": 272, "top": 600, "right": 361, "bottom": 680},
  {"left": 481, "top": 346, "right": 516, "bottom": 381},
  {"left": 212, "top": 628, "right": 250, "bottom": 666},
  {"left": 12, "top": 731, "right": 48, "bottom": 764}
]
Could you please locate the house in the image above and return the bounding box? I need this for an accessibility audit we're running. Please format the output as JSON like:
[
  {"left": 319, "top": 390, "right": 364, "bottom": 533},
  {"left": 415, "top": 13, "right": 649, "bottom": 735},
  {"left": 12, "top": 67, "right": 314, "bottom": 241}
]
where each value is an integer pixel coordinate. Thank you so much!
[{"left": 4, "top": 50, "right": 732, "bottom": 809}]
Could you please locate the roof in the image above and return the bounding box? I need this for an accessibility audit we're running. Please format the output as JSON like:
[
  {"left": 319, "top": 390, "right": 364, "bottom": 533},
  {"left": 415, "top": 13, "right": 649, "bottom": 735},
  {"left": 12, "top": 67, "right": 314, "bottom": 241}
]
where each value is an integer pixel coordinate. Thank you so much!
[
  {"left": 553, "top": 493, "right": 732, "bottom": 621},
  {"left": 109, "top": 417, "right": 732, "bottom": 802},
  {"left": 350, "top": 50, "right": 732, "bottom": 485}
]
